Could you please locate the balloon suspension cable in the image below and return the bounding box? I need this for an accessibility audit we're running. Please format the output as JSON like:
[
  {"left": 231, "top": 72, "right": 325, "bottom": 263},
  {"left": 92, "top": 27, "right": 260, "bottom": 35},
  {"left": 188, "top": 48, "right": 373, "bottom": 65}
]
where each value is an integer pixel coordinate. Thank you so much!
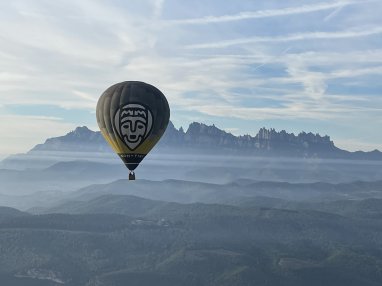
[{"left": 129, "top": 170, "right": 136, "bottom": 181}]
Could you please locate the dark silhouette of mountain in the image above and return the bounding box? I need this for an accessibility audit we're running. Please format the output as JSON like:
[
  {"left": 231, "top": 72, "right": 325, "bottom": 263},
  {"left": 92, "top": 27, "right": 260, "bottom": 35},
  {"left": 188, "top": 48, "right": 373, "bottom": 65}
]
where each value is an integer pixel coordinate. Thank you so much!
[
  {"left": 54, "top": 179, "right": 382, "bottom": 206},
  {"left": 0, "top": 206, "right": 30, "bottom": 218},
  {"left": 237, "top": 196, "right": 382, "bottom": 219},
  {"left": 31, "top": 126, "right": 109, "bottom": 152},
  {"left": 44, "top": 194, "right": 168, "bottom": 217},
  {"left": 1, "top": 197, "right": 382, "bottom": 286},
  {"left": 0, "top": 161, "right": 129, "bottom": 196},
  {"left": 42, "top": 192, "right": 382, "bottom": 220},
  {"left": 28, "top": 122, "right": 382, "bottom": 160}
]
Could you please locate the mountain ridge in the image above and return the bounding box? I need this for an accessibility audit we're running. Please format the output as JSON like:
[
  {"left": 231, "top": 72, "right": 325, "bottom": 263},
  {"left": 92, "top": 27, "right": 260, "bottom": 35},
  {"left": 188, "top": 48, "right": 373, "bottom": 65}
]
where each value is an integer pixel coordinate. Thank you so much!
[
  {"left": 1, "top": 194, "right": 382, "bottom": 286},
  {"left": 29, "top": 121, "right": 382, "bottom": 160}
]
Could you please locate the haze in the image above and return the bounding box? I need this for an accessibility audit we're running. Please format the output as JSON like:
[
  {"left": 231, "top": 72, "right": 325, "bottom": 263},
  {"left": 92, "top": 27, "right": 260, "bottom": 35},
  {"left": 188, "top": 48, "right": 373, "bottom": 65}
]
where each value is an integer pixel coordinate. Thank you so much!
[
  {"left": 1, "top": 0, "right": 382, "bottom": 156},
  {"left": 1, "top": 1, "right": 382, "bottom": 286}
]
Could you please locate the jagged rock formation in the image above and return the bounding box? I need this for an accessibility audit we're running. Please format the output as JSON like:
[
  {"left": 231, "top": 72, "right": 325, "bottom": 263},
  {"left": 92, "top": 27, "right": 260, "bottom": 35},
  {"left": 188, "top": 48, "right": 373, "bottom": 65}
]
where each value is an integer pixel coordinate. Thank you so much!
[
  {"left": 29, "top": 121, "right": 381, "bottom": 160},
  {"left": 32, "top": 126, "right": 109, "bottom": 152}
]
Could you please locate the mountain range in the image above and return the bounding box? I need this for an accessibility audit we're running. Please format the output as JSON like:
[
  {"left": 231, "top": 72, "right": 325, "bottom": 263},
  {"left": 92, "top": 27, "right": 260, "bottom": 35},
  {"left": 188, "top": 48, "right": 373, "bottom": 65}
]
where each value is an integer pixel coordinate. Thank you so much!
[
  {"left": 2, "top": 190, "right": 382, "bottom": 286},
  {"left": 1, "top": 121, "right": 382, "bottom": 285},
  {"left": 29, "top": 121, "right": 382, "bottom": 160}
]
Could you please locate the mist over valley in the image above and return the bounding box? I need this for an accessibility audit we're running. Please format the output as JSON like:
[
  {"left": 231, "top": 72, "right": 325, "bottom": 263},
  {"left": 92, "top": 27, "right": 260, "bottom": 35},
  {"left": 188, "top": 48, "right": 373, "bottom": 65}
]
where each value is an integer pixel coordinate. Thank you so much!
[{"left": 1, "top": 124, "right": 382, "bottom": 285}]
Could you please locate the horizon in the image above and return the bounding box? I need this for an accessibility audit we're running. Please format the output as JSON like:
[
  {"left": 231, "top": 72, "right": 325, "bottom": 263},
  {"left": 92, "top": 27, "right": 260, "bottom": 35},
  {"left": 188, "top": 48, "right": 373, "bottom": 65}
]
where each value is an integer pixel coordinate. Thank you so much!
[
  {"left": 1, "top": 0, "right": 382, "bottom": 156},
  {"left": 12, "top": 121, "right": 382, "bottom": 155}
]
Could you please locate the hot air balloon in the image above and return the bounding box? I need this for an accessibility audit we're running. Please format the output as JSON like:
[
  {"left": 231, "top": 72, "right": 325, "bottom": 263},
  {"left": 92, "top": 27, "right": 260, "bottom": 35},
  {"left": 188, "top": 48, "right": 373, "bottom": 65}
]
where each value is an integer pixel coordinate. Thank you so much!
[{"left": 96, "top": 81, "right": 170, "bottom": 180}]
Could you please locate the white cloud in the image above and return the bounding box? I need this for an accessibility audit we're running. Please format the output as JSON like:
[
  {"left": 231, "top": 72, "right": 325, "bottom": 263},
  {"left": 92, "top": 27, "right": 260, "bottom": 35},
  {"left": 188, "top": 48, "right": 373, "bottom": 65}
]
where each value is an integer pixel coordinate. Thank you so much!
[
  {"left": 72, "top": 90, "right": 98, "bottom": 103},
  {"left": 323, "top": 5, "right": 344, "bottom": 22},
  {"left": 0, "top": 115, "right": 76, "bottom": 155},
  {"left": 187, "top": 26, "right": 382, "bottom": 49},
  {"left": 286, "top": 62, "right": 327, "bottom": 100},
  {"left": 331, "top": 66, "right": 382, "bottom": 78},
  {"left": 335, "top": 138, "right": 382, "bottom": 152},
  {"left": 169, "top": 0, "right": 366, "bottom": 25},
  {"left": 152, "top": 0, "right": 165, "bottom": 18},
  {"left": 0, "top": 0, "right": 381, "bottom": 153}
]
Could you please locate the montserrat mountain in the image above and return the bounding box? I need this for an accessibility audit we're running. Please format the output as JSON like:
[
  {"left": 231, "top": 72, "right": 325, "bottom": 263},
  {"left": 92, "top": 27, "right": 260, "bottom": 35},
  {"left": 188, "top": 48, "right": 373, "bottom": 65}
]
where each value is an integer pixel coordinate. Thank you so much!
[{"left": 30, "top": 121, "right": 381, "bottom": 160}]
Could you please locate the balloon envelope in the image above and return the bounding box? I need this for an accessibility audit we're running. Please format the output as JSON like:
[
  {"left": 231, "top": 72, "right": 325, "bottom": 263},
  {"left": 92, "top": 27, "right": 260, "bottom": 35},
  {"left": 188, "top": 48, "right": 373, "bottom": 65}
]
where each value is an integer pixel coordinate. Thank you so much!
[{"left": 96, "top": 81, "right": 170, "bottom": 171}]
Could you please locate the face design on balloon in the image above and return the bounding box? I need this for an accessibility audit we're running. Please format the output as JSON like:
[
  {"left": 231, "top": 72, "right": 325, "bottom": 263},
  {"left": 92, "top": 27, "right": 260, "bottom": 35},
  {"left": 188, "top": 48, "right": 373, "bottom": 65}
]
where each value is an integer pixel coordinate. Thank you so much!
[{"left": 114, "top": 104, "right": 153, "bottom": 151}]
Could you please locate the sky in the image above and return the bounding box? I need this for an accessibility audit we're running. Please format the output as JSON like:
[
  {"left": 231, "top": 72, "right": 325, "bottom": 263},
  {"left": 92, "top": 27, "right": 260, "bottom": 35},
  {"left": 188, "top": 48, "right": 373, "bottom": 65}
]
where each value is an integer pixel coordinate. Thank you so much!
[{"left": 0, "top": 0, "right": 382, "bottom": 157}]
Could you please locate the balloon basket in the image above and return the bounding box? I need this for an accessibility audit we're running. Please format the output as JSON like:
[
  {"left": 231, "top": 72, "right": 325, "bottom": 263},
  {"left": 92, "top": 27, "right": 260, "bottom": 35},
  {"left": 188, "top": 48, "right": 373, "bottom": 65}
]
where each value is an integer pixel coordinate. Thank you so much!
[{"left": 129, "top": 171, "right": 136, "bottom": 180}]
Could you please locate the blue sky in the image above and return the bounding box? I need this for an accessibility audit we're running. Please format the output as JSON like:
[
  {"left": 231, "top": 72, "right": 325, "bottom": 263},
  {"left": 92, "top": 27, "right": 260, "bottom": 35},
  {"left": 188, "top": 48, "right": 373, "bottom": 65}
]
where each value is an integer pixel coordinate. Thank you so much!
[{"left": 1, "top": 0, "right": 382, "bottom": 156}]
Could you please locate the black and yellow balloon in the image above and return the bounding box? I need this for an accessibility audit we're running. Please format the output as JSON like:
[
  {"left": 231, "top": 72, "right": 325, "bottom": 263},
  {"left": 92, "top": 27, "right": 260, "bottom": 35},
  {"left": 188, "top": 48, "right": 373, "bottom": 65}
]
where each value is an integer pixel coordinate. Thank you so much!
[{"left": 96, "top": 81, "right": 170, "bottom": 180}]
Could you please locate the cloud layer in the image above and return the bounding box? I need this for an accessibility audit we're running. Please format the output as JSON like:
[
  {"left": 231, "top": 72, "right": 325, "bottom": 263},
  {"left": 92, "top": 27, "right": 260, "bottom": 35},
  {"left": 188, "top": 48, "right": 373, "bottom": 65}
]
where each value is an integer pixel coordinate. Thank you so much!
[{"left": 0, "top": 0, "right": 381, "bottom": 154}]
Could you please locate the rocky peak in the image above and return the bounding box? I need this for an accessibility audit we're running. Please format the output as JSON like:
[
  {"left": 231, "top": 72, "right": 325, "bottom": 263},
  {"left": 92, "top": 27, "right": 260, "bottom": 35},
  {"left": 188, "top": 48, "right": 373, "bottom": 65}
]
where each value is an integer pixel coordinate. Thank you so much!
[
  {"left": 183, "top": 122, "right": 236, "bottom": 147},
  {"left": 67, "top": 126, "right": 95, "bottom": 139},
  {"left": 186, "top": 122, "right": 230, "bottom": 137},
  {"left": 31, "top": 126, "right": 106, "bottom": 152},
  {"left": 27, "top": 121, "right": 380, "bottom": 160}
]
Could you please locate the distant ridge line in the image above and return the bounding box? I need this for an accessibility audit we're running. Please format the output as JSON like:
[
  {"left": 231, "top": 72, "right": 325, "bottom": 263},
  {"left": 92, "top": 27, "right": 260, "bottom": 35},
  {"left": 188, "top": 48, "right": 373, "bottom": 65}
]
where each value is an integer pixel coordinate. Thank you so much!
[{"left": 29, "top": 121, "right": 381, "bottom": 160}]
